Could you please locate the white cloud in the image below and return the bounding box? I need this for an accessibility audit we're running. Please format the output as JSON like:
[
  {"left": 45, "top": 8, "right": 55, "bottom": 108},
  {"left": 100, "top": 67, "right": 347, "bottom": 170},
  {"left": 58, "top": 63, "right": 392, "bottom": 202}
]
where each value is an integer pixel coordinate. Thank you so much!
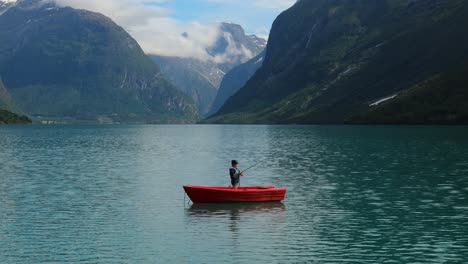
[
  {"left": 51, "top": 0, "right": 293, "bottom": 61},
  {"left": 53, "top": 0, "right": 167, "bottom": 27},
  {"left": 53, "top": 0, "right": 223, "bottom": 60},
  {"left": 132, "top": 18, "right": 221, "bottom": 60},
  {"left": 211, "top": 31, "right": 253, "bottom": 64}
]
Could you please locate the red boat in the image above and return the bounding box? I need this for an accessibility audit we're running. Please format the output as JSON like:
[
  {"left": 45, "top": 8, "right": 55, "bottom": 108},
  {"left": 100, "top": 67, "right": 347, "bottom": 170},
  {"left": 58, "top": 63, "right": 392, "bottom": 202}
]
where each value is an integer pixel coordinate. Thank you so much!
[{"left": 183, "top": 185, "right": 287, "bottom": 203}]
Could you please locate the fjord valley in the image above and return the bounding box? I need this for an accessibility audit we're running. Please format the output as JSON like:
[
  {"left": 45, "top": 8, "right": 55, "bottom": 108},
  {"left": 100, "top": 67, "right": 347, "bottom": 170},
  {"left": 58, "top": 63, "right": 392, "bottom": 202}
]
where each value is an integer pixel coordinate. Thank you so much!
[
  {"left": 208, "top": 0, "right": 468, "bottom": 125},
  {"left": 208, "top": 50, "right": 265, "bottom": 117},
  {"left": 2, "top": 1, "right": 468, "bottom": 263},
  {"left": 2, "top": 0, "right": 467, "bottom": 125}
]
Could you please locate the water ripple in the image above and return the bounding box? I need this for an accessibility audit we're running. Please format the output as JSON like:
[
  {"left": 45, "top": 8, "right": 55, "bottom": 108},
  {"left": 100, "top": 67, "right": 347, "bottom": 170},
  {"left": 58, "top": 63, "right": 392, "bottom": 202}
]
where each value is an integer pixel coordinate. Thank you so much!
[{"left": 1, "top": 125, "right": 468, "bottom": 263}]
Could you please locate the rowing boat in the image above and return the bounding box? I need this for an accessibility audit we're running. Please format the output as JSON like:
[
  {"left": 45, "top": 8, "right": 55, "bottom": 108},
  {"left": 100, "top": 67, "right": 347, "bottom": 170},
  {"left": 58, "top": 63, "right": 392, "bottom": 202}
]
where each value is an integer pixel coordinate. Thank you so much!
[{"left": 183, "top": 185, "right": 287, "bottom": 203}]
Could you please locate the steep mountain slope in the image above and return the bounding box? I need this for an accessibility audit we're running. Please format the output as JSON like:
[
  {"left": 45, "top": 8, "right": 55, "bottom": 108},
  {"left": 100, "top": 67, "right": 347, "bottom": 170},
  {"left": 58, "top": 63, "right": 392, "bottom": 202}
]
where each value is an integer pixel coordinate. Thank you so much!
[
  {"left": 0, "top": 0, "right": 14, "bottom": 14},
  {"left": 0, "top": 0, "right": 198, "bottom": 123},
  {"left": 208, "top": 51, "right": 265, "bottom": 117},
  {"left": 0, "top": 1, "right": 15, "bottom": 8},
  {"left": 0, "top": 109, "right": 31, "bottom": 124},
  {"left": 0, "top": 79, "right": 16, "bottom": 111},
  {"left": 150, "top": 23, "right": 265, "bottom": 116},
  {"left": 347, "top": 65, "right": 468, "bottom": 124},
  {"left": 150, "top": 55, "right": 219, "bottom": 116},
  {"left": 209, "top": 0, "right": 468, "bottom": 124}
]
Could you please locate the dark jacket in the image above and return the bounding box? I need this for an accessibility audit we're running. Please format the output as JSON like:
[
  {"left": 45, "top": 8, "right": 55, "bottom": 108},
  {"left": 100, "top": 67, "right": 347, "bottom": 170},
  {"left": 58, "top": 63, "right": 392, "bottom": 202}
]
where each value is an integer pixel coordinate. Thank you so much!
[{"left": 229, "top": 167, "right": 241, "bottom": 179}]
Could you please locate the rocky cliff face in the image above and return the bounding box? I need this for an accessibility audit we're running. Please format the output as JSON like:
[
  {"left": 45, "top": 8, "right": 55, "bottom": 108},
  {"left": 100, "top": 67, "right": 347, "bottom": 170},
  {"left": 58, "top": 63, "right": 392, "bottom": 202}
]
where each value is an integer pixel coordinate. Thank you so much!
[
  {"left": 209, "top": 0, "right": 468, "bottom": 124},
  {"left": 0, "top": 0, "right": 198, "bottom": 123}
]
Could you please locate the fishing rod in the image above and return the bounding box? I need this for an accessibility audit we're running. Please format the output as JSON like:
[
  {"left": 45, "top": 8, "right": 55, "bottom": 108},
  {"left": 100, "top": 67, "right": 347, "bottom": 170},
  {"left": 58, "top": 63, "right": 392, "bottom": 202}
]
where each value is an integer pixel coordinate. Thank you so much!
[
  {"left": 236, "top": 158, "right": 268, "bottom": 188},
  {"left": 240, "top": 158, "right": 268, "bottom": 174}
]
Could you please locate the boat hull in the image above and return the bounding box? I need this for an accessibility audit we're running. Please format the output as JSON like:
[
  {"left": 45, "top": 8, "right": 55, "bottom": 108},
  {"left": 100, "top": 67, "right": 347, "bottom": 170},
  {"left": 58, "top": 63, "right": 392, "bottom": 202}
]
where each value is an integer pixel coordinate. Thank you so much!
[{"left": 183, "top": 185, "right": 287, "bottom": 203}]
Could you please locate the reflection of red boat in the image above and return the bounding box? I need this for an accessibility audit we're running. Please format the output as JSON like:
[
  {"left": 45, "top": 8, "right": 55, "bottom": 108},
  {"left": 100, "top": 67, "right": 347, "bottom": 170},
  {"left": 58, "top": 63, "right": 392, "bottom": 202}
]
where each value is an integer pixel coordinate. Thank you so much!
[
  {"left": 188, "top": 202, "right": 286, "bottom": 214},
  {"left": 183, "top": 185, "right": 287, "bottom": 203}
]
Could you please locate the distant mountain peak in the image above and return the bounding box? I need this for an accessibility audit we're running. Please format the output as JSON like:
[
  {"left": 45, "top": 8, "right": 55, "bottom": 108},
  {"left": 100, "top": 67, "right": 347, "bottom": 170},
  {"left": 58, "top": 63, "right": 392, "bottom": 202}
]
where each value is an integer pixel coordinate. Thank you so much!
[
  {"left": 150, "top": 22, "right": 266, "bottom": 116},
  {"left": 203, "top": 22, "right": 266, "bottom": 71},
  {"left": 219, "top": 22, "right": 245, "bottom": 35}
]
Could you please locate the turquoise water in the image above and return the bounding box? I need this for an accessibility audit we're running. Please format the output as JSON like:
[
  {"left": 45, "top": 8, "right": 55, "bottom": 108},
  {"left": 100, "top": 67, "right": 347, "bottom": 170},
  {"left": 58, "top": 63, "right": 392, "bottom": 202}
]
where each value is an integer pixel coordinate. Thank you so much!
[{"left": 1, "top": 125, "right": 468, "bottom": 263}]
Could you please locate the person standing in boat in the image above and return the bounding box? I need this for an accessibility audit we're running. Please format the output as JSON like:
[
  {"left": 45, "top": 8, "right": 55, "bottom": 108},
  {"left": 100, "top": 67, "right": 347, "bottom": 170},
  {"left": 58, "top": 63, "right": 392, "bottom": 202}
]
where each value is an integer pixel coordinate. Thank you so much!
[{"left": 230, "top": 160, "right": 244, "bottom": 189}]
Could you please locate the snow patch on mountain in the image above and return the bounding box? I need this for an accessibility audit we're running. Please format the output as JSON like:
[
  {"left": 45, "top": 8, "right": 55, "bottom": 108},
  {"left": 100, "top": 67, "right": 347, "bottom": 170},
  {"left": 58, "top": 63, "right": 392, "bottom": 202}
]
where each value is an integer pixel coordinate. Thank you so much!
[
  {"left": 255, "top": 57, "right": 264, "bottom": 64},
  {"left": 0, "top": 0, "right": 15, "bottom": 15},
  {"left": 370, "top": 94, "right": 398, "bottom": 106}
]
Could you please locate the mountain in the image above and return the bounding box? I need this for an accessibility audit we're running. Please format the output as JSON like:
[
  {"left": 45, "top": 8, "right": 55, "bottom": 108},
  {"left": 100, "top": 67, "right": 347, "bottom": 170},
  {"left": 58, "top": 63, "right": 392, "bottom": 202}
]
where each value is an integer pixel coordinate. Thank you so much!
[
  {"left": 0, "top": 79, "right": 16, "bottom": 111},
  {"left": 150, "top": 55, "right": 220, "bottom": 116},
  {"left": 208, "top": 50, "right": 265, "bottom": 117},
  {"left": 1, "top": 70, "right": 30, "bottom": 124},
  {"left": 207, "top": 23, "right": 266, "bottom": 73},
  {"left": 208, "top": 0, "right": 468, "bottom": 124},
  {"left": 0, "top": 0, "right": 14, "bottom": 14},
  {"left": 0, "top": 0, "right": 198, "bottom": 123},
  {"left": 0, "top": 109, "right": 31, "bottom": 124},
  {"left": 150, "top": 23, "right": 266, "bottom": 116},
  {"left": 346, "top": 65, "right": 468, "bottom": 125},
  {"left": 0, "top": 1, "right": 15, "bottom": 8}
]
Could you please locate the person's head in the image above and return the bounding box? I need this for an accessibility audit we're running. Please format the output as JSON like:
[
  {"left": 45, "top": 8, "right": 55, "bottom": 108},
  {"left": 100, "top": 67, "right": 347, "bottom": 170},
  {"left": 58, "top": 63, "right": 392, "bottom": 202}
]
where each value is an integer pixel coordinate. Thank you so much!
[{"left": 231, "top": 160, "right": 238, "bottom": 168}]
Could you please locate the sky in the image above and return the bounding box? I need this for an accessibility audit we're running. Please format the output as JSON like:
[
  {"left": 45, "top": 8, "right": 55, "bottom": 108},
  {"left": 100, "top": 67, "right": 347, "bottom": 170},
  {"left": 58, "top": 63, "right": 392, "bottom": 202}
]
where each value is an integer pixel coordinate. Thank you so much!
[
  {"left": 151, "top": 0, "right": 296, "bottom": 38},
  {"left": 53, "top": 0, "right": 296, "bottom": 60}
]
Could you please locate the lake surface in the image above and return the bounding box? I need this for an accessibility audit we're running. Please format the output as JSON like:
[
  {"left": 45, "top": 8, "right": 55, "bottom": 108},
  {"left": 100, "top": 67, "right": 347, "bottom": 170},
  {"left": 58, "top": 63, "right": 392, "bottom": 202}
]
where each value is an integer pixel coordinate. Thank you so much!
[{"left": 1, "top": 125, "right": 468, "bottom": 263}]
